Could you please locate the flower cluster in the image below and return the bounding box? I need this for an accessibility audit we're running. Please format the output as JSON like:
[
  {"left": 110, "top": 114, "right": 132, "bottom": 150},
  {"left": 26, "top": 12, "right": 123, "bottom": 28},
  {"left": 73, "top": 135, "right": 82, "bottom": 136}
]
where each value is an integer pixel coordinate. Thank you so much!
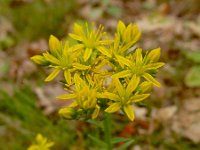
[{"left": 31, "top": 21, "right": 164, "bottom": 121}]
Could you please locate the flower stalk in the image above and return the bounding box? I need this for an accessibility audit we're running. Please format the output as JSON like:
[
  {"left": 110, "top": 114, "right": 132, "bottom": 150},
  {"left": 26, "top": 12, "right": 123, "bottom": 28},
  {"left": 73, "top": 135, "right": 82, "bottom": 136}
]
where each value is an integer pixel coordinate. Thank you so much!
[{"left": 103, "top": 112, "right": 112, "bottom": 150}]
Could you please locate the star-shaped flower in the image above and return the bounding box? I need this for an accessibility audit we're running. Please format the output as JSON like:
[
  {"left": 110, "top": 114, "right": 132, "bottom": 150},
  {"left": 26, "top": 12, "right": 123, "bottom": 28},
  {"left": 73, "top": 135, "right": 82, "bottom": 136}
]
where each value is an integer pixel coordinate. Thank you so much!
[{"left": 98, "top": 75, "right": 150, "bottom": 121}]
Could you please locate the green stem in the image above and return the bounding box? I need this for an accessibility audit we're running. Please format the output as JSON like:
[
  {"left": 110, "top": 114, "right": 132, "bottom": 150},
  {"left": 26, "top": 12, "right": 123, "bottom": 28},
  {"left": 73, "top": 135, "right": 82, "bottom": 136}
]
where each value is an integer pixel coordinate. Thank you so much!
[{"left": 103, "top": 112, "right": 112, "bottom": 150}]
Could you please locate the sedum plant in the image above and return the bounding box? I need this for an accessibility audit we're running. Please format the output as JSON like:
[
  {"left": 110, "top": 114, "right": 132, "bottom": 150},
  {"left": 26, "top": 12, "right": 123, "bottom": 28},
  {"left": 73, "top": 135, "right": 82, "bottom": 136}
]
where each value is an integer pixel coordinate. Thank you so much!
[{"left": 31, "top": 21, "right": 164, "bottom": 149}]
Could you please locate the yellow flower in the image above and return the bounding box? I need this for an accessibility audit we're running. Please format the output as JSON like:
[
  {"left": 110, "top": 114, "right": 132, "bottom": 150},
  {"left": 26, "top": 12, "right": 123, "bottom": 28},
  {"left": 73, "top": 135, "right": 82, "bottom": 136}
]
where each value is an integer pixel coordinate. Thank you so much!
[
  {"left": 98, "top": 21, "right": 141, "bottom": 58},
  {"left": 69, "top": 23, "right": 112, "bottom": 62},
  {"left": 113, "top": 48, "right": 165, "bottom": 87},
  {"left": 31, "top": 35, "right": 90, "bottom": 84},
  {"left": 98, "top": 75, "right": 150, "bottom": 121},
  {"left": 59, "top": 107, "right": 76, "bottom": 120},
  {"left": 28, "top": 134, "right": 54, "bottom": 150},
  {"left": 57, "top": 74, "right": 100, "bottom": 119}
]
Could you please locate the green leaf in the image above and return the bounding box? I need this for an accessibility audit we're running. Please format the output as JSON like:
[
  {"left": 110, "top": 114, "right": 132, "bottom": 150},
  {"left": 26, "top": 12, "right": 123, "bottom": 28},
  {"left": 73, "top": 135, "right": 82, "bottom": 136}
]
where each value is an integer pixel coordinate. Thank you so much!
[
  {"left": 116, "top": 139, "right": 134, "bottom": 150},
  {"left": 185, "top": 66, "right": 200, "bottom": 87},
  {"left": 107, "top": 6, "right": 122, "bottom": 17},
  {"left": 88, "top": 134, "right": 106, "bottom": 147},
  {"left": 111, "top": 137, "right": 131, "bottom": 144},
  {"left": 185, "top": 52, "right": 200, "bottom": 63}
]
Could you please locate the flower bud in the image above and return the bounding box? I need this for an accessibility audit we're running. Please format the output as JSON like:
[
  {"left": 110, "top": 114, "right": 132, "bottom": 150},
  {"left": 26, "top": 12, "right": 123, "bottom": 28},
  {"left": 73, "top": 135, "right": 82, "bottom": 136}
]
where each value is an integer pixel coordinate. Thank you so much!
[{"left": 59, "top": 107, "right": 76, "bottom": 120}]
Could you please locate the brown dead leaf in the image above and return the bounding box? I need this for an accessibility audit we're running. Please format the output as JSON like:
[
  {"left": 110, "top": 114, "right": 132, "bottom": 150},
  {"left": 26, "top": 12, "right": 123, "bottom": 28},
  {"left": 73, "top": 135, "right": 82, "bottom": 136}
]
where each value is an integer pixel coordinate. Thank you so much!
[
  {"left": 172, "top": 98, "right": 200, "bottom": 143},
  {"left": 152, "top": 105, "right": 177, "bottom": 122},
  {"left": 133, "top": 105, "right": 148, "bottom": 120}
]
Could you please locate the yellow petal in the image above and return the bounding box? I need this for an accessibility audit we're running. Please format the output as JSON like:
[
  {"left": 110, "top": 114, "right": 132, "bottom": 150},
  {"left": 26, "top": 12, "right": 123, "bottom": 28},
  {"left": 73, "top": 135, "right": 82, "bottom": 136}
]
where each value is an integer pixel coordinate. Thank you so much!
[
  {"left": 72, "top": 63, "right": 90, "bottom": 70},
  {"left": 143, "top": 73, "right": 161, "bottom": 87},
  {"left": 147, "top": 48, "right": 161, "bottom": 62},
  {"left": 145, "top": 62, "right": 165, "bottom": 70},
  {"left": 130, "top": 94, "right": 150, "bottom": 103},
  {"left": 73, "top": 23, "right": 84, "bottom": 35},
  {"left": 123, "top": 105, "right": 135, "bottom": 121},
  {"left": 97, "top": 46, "right": 112, "bottom": 58},
  {"left": 126, "top": 74, "right": 140, "bottom": 96},
  {"left": 114, "top": 33, "right": 120, "bottom": 50},
  {"left": 69, "top": 33, "right": 83, "bottom": 41},
  {"left": 46, "top": 142, "right": 55, "bottom": 148},
  {"left": 105, "top": 103, "right": 121, "bottom": 113},
  {"left": 64, "top": 70, "right": 72, "bottom": 85},
  {"left": 115, "top": 55, "right": 132, "bottom": 67},
  {"left": 114, "top": 78, "right": 126, "bottom": 98},
  {"left": 92, "top": 105, "right": 100, "bottom": 119},
  {"left": 36, "top": 134, "right": 44, "bottom": 143},
  {"left": 45, "top": 69, "right": 60, "bottom": 82},
  {"left": 83, "top": 48, "right": 92, "bottom": 61},
  {"left": 30, "top": 55, "right": 48, "bottom": 65},
  {"left": 138, "top": 81, "right": 152, "bottom": 93},
  {"left": 49, "top": 35, "right": 60, "bottom": 55},
  {"left": 117, "top": 20, "right": 126, "bottom": 35},
  {"left": 131, "top": 24, "right": 141, "bottom": 44},
  {"left": 59, "top": 107, "right": 75, "bottom": 119},
  {"left": 135, "top": 48, "right": 143, "bottom": 65},
  {"left": 97, "top": 92, "right": 120, "bottom": 101},
  {"left": 43, "top": 53, "right": 60, "bottom": 65},
  {"left": 56, "top": 93, "right": 76, "bottom": 100},
  {"left": 112, "top": 70, "right": 132, "bottom": 78},
  {"left": 71, "top": 44, "right": 84, "bottom": 51}
]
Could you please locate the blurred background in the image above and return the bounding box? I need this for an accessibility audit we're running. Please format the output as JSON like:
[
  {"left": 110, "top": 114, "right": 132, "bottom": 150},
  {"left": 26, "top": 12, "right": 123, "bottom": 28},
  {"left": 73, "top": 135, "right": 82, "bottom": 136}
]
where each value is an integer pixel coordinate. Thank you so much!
[{"left": 0, "top": 0, "right": 200, "bottom": 149}]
